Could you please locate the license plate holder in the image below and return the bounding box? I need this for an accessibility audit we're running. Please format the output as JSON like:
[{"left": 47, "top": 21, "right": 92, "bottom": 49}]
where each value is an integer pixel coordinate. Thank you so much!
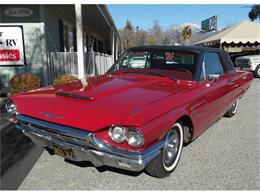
[{"left": 53, "top": 145, "right": 75, "bottom": 159}]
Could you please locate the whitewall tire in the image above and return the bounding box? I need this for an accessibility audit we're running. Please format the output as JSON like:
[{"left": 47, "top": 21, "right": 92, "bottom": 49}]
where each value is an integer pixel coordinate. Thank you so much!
[
  {"left": 145, "top": 122, "right": 184, "bottom": 178},
  {"left": 224, "top": 99, "right": 239, "bottom": 117}
]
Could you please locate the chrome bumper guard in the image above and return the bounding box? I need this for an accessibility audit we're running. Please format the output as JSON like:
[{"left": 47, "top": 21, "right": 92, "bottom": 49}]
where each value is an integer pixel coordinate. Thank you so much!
[{"left": 15, "top": 114, "right": 164, "bottom": 172}]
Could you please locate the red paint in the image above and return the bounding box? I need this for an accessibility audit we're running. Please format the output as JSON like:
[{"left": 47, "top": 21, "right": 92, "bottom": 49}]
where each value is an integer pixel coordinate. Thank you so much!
[
  {"left": 11, "top": 70, "right": 253, "bottom": 152},
  {"left": 0, "top": 50, "right": 20, "bottom": 61}
]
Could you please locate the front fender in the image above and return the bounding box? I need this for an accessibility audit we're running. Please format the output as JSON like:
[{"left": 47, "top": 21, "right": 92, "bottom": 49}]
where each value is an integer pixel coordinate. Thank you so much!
[{"left": 140, "top": 106, "right": 190, "bottom": 147}]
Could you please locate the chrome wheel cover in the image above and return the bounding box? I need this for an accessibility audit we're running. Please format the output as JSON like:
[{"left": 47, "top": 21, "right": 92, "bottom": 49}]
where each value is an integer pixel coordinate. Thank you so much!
[
  {"left": 163, "top": 130, "right": 179, "bottom": 167},
  {"left": 162, "top": 123, "right": 183, "bottom": 171}
]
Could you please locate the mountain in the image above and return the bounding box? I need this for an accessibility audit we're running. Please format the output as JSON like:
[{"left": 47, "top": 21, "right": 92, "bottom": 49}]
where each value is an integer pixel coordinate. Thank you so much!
[
  {"left": 173, "top": 23, "right": 201, "bottom": 32},
  {"left": 168, "top": 23, "right": 220, "bottom": 45}
]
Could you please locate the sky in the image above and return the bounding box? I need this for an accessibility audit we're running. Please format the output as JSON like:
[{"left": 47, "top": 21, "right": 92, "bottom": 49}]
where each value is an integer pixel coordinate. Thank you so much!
[{"left": 108, "top": 4, "right": 252, "bottom": 30}]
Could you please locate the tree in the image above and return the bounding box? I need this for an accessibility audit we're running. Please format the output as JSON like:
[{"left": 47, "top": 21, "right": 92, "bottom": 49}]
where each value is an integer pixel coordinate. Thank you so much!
[
  {"left": 248, "top": 5, "right": 260, "bottom": 21},
  {"left": 166, "top": 27, "right": 182, "bottom": 44},
  {"left": 125, "top": 20, "right": 134, "bottom": 31},
  {"left": 181, "top": 25, "right": 192, "bottom": 45},
  {"left": 118, "top": 20, "right": 208, "bottom": 52},
  {"left": 119, "top": 28, "right": 135, "bottom": 51},
  {"left": 147, "top": 20, "right": 164, "bottom": 45},
  {"left": 249, "top": 11, "right": 257, "bottom": 21},
  {"left": 120, "top": 20, "right": 135, "bottom": 51},
  {"left": 162, "top": 36, "right": 171, "bottom": 44},
  {"left": 135, "top": 30, "right": 148, "bottom": 46}
]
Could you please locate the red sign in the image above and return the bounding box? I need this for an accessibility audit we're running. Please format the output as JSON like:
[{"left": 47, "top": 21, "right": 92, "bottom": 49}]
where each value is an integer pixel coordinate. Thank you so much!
[
  {"left": 0, "top": 26, "right": 25, "bottom": 66},
  {"left": 0, "top": 49, "right": 20, "bottom": 61}
]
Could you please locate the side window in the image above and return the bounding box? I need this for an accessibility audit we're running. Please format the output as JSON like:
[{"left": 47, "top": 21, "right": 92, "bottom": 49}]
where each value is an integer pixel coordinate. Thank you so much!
[
  {"left": 203, "top": 53, "right": 224, "bottom": 78},
  {"left": 220, "top": 52, "right": 235, "bottom": 72}
]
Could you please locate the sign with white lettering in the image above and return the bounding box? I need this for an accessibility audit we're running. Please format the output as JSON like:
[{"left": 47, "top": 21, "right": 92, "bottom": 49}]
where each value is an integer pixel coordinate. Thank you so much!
[
  {"left": 0, "top": 26, "right": 26, "bottom": 66},
  {"left": 201, "top": 15, "right": 218, "bottom": 32},
  {"left": 4, "top": 8, "right": 34, "bottom": 17}
]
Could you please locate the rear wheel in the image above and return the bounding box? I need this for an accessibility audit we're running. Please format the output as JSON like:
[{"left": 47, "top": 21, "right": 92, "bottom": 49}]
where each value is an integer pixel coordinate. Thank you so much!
[
  {"left": 224, "top": 99, "right": 239, "bottom": 118},
  {"left": 254, "top": 65, "right": 260, "bottom": 78},
  {"left": 145, "top": 122, "right": 183, "bottom": 178}
]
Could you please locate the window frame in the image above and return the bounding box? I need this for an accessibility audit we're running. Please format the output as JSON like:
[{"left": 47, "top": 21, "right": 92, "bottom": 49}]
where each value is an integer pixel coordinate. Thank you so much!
[
  {"left": 201, "top": 52, "right": 225, "bottom": 81},
  {"left": 219, "top": 51, "right": 235, "bottom": 72}
]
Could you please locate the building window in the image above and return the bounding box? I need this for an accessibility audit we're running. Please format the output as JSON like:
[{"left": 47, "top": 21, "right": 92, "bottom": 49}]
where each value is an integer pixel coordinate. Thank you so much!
[
  {"left": 63, "top": 23, "right": 69, "bottom": 52},
  {"left": 98, "top": 40, "right": 103, "bottom": 53},
  {"left": 58, "top": 19, "right": 75, "bottom": 52},
  {"left": 73, "top": 28, "right": 77, "bottom": 52}
]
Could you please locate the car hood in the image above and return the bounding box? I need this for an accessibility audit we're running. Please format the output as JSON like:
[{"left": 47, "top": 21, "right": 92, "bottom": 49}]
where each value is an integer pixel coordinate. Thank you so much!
[
  {"left": 12, "top": 73, "right": 190, "bottom": 131},
  {"left": 236, "top": 55, "right": 260, "bottom": 60}
]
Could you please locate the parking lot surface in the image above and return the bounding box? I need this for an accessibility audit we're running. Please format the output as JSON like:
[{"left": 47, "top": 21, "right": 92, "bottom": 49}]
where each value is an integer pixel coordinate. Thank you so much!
[
  {"left": 19, "top": 79, "right": 260, "bottom": 190},
  {"left": 0, "top": 98, "right": 43, "bottom": 190}
]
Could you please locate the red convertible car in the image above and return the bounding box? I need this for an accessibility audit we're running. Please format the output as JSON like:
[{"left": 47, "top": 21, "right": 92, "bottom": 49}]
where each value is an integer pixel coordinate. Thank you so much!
[{"left": 7, "top": 45, "right": 253, "bottom": 178}]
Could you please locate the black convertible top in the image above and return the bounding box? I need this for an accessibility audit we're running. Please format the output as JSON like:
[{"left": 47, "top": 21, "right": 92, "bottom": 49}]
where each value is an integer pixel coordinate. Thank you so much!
[
  {"left": 129, "top": 45, "right": 223, "bottom": 53},
  {"left": 125, "top": 45, "right": 234, "bottom": 82}
]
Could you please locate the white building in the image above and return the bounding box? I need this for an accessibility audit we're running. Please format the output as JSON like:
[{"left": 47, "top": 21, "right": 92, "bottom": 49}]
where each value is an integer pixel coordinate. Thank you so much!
[{"left": 0, "top": 4, "right": 120, "bottom": 94}]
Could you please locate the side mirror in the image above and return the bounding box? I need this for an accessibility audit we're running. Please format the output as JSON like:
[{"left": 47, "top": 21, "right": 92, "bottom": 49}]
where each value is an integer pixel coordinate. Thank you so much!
[{"left": 207, "top": 74, "right": 220, "bottom": 82}]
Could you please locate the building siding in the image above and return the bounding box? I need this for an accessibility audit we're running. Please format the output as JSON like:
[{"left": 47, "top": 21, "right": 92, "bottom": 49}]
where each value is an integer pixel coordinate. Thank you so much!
[{"left": 0, "top": 23, "right": 46, "bottom": 90}]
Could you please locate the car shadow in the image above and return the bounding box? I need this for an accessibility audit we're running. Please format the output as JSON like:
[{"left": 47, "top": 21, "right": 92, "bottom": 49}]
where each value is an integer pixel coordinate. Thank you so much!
[
  {"left": 1, "top": 124, "right": 33, "bottom": 174},
  {"left": 0, "top": 108, "right": 43, "bottom": 190},
  {"left": 64, "top": 159, "right": 144, "bottom": 177}
]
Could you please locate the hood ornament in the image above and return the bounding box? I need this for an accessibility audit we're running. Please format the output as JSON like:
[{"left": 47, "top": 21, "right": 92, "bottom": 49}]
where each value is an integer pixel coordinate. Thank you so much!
[
  {"left": 131, "top": 107, "right": 140, "bottom": 116},
  {"left": 38, "top": 112, "right": 64, "bottom": 119}
]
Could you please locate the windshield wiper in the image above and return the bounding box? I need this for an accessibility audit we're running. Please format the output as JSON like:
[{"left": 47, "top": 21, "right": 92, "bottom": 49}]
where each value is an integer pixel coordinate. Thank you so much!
[{"left": 111, "top": 70, "right": 177, "bottom": 81}]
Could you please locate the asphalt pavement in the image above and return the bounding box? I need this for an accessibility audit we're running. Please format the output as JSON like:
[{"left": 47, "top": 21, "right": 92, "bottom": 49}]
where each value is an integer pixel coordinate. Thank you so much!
[
  {"left": 5, "top": 79, "right": 260, "bottom": 190},
  {"left": 0, "top": 98, "right": 43, "bottom": 190}
]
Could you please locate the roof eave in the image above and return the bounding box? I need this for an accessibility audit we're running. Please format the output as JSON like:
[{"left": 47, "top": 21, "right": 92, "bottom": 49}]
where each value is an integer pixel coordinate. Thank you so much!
[{"left": 98, "top": 5, "right": 120, "bottom": 40}]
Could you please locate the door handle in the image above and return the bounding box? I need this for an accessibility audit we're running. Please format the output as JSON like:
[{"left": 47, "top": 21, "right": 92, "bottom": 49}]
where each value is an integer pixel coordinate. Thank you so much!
[
  {"left": 228, "top": 80, "right": 239, "bottom": 88},
  {"left": 227, "top": 80, "right": 234, "bottom": 85}
]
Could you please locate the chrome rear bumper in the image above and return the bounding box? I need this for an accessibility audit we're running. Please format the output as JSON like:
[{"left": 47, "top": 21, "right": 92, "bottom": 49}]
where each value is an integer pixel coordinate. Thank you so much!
[{"left": 15, "top": 114, "right": 164, "bottom": 172}]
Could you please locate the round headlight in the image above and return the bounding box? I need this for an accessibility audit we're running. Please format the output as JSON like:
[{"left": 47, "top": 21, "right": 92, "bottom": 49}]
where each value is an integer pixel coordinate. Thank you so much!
[
  {"left": 109, "top": 126, "right": 126, "bottom": 143},
  {"left": 6, "top": 100, "right": 17, "bottom": 115},
  {"left": 126, "top": 129, "right": 144, "bottom": 147}
]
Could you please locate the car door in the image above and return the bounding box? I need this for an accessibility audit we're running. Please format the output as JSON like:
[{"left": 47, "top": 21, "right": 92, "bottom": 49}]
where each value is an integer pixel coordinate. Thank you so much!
[
  {"left": 191, "top": 52, "right": 230, "bottom": 135},
  {"left": 219, "top": 51, "right": 238, "bottom": 107}
]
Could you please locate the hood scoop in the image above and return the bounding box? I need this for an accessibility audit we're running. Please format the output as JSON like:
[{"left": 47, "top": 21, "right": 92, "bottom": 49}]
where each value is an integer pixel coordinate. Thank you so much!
[{"left": 56, "top": 91, "right": 94, "bottom": 101}]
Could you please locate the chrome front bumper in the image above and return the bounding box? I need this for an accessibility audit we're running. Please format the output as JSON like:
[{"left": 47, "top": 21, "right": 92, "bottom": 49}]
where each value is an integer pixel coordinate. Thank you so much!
[{"left": 15, "top": 114, "right": 164, "bottom": 172}]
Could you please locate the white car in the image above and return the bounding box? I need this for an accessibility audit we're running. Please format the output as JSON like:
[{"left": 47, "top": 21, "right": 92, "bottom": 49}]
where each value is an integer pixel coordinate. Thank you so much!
[
  {"left": 128, "top": 57, "right": 146, "bottom": 68},
  {"left": 235, "top": 55, "right": 260, "bottom": 78}
]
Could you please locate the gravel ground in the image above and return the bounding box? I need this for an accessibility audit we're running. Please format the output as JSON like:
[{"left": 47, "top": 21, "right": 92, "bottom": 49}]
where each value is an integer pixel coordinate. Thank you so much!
[{"left": 19, "top": 79, "right": 260, "bottom": 190}]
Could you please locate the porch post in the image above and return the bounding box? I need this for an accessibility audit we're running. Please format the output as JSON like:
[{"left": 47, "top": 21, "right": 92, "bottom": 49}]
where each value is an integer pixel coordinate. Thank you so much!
[
  {"left": 111, "top": 30, "right": 115, "bottom": 63},
  {"left": 115, "top": 38, "right": 118, "bottom": 60},
  {"left": 75, "top": 4, "right": 85, "bottom": 79}
]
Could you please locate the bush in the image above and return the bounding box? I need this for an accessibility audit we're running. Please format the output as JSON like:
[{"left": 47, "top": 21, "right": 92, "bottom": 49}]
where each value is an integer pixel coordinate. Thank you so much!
[
  {"left": 10, "top": 72, "right": 41, "bottom": 95},
  {"left": 53, "top": 75, "right": 79, "bottom": 85}
]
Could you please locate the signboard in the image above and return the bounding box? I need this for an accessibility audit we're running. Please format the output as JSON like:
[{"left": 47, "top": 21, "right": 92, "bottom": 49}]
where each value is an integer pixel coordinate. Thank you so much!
[
  {"left": 0, "top": 26, "right": 26, "bottom": 66},
  {"left": 4, "top": 8, "right": 34, "bottom": 17},
  {"left": 201, "top": 15, "right": 218, "bottom": 32}
]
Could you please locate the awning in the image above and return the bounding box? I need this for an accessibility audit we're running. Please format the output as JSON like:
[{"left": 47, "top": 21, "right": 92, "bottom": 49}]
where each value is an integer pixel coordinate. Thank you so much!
[{"left": 195, "top": 20, "right": 260, "bottom": 47}]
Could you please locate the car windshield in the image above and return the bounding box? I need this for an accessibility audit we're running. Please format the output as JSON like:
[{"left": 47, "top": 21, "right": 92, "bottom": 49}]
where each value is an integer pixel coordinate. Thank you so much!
[{"left": 107, "top": 49, "right": 198, "bottom": 81}]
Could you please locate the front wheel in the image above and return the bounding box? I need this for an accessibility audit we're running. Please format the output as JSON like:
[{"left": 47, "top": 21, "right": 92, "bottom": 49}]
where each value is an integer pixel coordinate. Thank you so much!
[
  {"left": 145, "top": 122, "right": 183, "bottom": 178},
  {"left": 254, "top": 65, "right": 260, "bottom": 78}
]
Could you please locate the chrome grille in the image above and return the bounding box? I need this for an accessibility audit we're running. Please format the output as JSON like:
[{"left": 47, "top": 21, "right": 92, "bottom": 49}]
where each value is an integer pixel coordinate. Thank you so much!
[
  {"left": 16, "top": 115, "right": 95, "bottom": 148},
  {"left": 236, "top": 59, "right": 251, "bottom": 68}
]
